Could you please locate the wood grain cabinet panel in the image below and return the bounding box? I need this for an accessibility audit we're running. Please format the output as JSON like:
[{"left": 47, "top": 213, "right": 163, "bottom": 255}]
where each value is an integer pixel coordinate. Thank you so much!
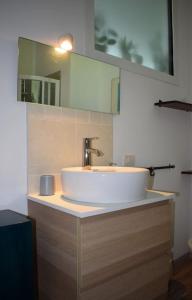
[
  {"left": 28, "top": 200, "right": 172, "bottom": 300},
  {"left": 28, "top": 201, "right": 78, "bottom": 300}
]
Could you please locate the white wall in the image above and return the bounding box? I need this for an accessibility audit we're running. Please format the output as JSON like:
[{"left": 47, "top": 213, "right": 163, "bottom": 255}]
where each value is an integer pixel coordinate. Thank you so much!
[
  {"left": 188, "top": 0, "right": 192, "bottom": 240},
  {"left": 0, "top": 0, "right": 191, "bottom": 258},
  {"left": 113, "top": 0, "right": 191, "bottom": 259},
  {"left": 0, "top": 0, "right": 87, "bottom": 214}
]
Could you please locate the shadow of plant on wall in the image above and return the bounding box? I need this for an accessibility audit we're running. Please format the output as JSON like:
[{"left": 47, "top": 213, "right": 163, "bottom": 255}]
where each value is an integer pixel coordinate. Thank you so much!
[
  {"left": 95, "top": 14, "right": 143, "bottom": 65},
  {"left": 95, "top": 14, "right": 118, "bottom": 52},
  {"left": 118, "top": 37, "right": 143, "bottom": 64},
  {"left": 149, "top": 32, "right": 169, "bottom": 73},
  {"left": 95, "top": 16, "right": 170, "bottom": 74}
]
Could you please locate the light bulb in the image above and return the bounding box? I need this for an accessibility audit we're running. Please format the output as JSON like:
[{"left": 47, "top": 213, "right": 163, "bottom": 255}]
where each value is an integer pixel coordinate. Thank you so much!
[
  {"left": 60, "top": 39, "right": 73, "bottom": 51},
  {"left": 55, "top": 34, "right": 73, "bottom": 54}
]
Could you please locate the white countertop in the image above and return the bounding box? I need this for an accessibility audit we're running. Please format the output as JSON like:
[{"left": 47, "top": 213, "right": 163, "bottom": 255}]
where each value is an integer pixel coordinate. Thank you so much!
[{"left": 28, "top": 190, "right": 175, "bottom": 218}]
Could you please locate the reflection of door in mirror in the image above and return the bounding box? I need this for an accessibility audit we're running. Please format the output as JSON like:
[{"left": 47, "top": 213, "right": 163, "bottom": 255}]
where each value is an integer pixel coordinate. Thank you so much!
[
  {"left": 68, "top": 53, "right": 120, "bottom": 113},
  {"left": 19, "top": 75, "right": 60, "bottom": 106}
]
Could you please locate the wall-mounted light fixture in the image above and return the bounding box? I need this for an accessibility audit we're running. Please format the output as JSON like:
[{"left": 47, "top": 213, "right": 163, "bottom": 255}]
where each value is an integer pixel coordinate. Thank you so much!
[{"left": 55, "top": 34, "right": 74, "bottom": 54}]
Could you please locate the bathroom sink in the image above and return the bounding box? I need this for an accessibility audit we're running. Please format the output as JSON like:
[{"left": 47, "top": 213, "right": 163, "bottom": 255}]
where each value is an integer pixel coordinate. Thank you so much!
[{"left": 61, "top": 166, "right": 149, "bottom": 204}]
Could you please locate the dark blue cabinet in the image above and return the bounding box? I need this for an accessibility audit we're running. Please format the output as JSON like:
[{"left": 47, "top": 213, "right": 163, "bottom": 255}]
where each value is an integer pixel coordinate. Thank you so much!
[{"left": 0, "top": 210, "right": 36, "bottom": 300}]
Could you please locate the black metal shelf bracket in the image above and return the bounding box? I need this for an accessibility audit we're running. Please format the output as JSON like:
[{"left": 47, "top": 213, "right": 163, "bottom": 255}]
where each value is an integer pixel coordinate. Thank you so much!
[
  {"left": 154, "top": 100, "right": 192, "bottom": 112},
  {"left": 145, "top": 164, "right": 175, "bottom": 176}
]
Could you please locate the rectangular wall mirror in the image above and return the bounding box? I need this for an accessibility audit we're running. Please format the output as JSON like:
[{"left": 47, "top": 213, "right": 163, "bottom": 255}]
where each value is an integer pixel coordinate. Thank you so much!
[{"left": 18, "top": 37, "right": 120, "bottom": 114}]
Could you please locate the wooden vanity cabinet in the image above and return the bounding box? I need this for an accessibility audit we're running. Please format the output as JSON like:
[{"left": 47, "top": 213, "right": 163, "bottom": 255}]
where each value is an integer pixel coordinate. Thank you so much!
[{"left": 28, "top": 199, "right": 172, "bottom": 300}]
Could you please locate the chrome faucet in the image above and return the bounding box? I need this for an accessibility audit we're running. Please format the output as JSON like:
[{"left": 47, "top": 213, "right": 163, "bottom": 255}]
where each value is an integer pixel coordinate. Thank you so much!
[{"left": 83, "top": 137, "right": 104, "bottom": 167}]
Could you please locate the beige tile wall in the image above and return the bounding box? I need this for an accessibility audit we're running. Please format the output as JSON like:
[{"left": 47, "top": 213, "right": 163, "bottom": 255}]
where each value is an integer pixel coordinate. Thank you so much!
[{"left": 27, "top": 104, "right": 113, "bottom": 193}]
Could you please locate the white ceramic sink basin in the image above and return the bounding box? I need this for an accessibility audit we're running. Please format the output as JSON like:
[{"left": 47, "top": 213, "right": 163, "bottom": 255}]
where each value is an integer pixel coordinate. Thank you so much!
[{"left": 61, "top": 166, "right": 149, "bottom": 204}]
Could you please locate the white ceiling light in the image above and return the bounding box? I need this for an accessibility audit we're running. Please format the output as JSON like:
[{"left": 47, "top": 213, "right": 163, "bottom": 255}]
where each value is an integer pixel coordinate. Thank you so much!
[{"left": 55, "top": 34, "right": 74, "bottom": 54}]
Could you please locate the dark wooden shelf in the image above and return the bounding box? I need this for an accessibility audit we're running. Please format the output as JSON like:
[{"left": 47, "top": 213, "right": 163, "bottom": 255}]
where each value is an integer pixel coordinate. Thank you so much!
[
  {"left": 154, "top": 100, "right": 192, "bottom": 112},
  {"left": 181, "top": 171, "right": 192, "bottom": 174}
]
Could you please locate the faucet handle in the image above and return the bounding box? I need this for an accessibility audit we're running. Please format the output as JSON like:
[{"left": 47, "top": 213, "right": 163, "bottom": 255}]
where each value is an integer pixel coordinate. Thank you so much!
[
  {"left": 84, "top": 137, "right": 99, "bottom": 143},
  {"left": 88, "top": 137, "right": 99, "bottom": 140}
]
